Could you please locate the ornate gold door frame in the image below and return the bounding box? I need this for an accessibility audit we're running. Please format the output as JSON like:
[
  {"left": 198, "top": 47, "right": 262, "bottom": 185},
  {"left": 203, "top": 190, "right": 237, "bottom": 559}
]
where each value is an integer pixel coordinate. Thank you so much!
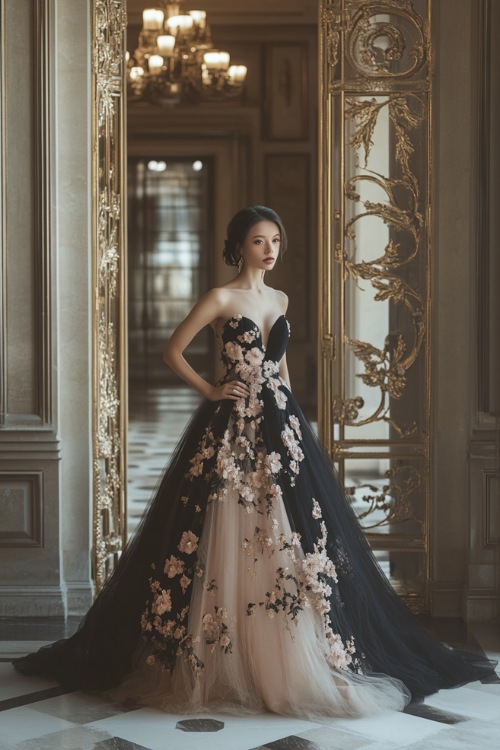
[
  {"left": 319, "top": 0, "right": 432, "bottom": 611},
  {"left": 91, "top": 0, "right": 128, "bottom": 591},
  {"left": 89, "top": 0, "right": 432, "bottom": 605}
]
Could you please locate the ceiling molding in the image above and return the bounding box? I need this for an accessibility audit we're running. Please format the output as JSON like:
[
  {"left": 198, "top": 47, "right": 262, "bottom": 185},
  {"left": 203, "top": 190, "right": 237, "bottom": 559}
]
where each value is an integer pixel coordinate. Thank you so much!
[
  {"left": 128, "top": 103, "right": 261, "bottom": 140},
  {"left": 126, "top": 0, "right": 318, "bottom": 26}
]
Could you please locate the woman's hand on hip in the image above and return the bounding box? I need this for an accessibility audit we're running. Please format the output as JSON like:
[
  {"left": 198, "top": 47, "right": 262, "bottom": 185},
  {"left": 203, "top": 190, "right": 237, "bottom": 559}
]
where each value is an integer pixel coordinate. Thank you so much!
[{"left": 209, "top": 381, "right": 250, "bottom": 402}]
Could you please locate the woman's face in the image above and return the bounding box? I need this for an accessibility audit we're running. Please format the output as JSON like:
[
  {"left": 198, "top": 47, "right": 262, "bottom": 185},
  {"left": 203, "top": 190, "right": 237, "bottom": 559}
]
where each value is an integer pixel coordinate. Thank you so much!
[{"left": 239, "top": 220, "right": 281, "bottom": 271}]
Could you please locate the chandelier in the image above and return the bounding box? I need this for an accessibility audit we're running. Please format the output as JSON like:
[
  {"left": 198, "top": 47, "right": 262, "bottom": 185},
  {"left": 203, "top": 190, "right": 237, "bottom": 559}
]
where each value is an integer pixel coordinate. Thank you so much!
[{"left": 127, "top": 1, "right": 248, "bottom": 105}]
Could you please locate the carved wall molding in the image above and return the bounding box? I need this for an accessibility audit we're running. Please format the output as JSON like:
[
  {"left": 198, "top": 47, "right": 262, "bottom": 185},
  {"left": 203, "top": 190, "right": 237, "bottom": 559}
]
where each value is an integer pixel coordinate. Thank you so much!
[
  {"left": 0, "top": 0, "right": 53, "bottom": 427},
  {"left": 92, "top": 0, "right": 128, "bottom": 591},
  {"left": 0, "top": 472, "right": 43, "bottom": 547},
  {"left": 126, "top": 0, "right": 318, "bottom": 27}
]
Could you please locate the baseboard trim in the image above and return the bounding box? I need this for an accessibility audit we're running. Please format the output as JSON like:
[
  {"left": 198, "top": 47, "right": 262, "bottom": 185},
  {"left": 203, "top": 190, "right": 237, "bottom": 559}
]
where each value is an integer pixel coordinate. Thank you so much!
[
  {"left": 64, "top": 581, "right": 94, "bottom": 616},
  {"left": 0, "top": 586, "right": 65, "bottom": 617}
]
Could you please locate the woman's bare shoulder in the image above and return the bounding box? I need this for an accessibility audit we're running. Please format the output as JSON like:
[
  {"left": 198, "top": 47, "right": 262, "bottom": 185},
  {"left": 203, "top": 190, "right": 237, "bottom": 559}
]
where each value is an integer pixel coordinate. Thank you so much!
[
  {"left": 201, "top": 286, "right": 232, "bottom": 305},
  {"left": 195, "top": 287, "right": 236, "bottom": 323},
  {"left": 268, "top": 287, "right": 288, "bottom": 312}
]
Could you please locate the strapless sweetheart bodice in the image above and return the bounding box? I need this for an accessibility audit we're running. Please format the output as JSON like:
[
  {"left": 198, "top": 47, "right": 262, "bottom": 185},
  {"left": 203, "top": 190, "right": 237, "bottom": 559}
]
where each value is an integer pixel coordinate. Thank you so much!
[{"left": 220, "top": 314, "right": 290, "bottom": 371}]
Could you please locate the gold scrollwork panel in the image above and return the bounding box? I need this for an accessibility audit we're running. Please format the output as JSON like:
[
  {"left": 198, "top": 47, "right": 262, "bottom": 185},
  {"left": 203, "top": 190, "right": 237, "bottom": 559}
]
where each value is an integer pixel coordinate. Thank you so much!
[
  {"left": 319, "top": 0, "right": 432, "bottom": 611},
  {"left": 92, "top": 0, "right": 128, "bottom": 591}
]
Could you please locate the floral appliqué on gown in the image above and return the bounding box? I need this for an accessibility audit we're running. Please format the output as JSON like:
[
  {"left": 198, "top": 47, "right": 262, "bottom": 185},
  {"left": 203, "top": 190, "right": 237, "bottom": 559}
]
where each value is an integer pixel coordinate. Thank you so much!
[
  {"left": 13, "top": 314, "right": 496, "bottom": 718},
  {"left": 137, "top": 314, "right": 378, "bottom": 716}
]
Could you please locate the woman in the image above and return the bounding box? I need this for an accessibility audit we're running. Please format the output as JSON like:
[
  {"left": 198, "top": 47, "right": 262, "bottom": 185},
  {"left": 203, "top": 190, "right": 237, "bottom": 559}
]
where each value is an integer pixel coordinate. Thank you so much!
[{"left": 14, "top": 206, "right": 496, "bottom": 718}]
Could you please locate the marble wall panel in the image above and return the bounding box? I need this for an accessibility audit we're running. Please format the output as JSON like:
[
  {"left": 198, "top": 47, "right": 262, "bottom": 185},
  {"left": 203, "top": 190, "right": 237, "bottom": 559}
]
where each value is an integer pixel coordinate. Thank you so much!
[
  {"left": 0, "top": 472, "right": 42, "bottom": 547},
  {"left": 56, "top": 0, "right": 93, "bottom": 614},
  {"left": 3, "top": 0, "right": 38, "bottom": 417},
  {"left": 0, "top": 455, "right": 62, "bottom": 615}
]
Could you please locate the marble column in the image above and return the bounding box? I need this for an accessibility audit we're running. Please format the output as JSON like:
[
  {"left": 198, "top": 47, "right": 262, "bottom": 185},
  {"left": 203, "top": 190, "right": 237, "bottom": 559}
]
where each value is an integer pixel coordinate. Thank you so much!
[{"left": 0, "top": 0, "right": 93, "bottom": 616}]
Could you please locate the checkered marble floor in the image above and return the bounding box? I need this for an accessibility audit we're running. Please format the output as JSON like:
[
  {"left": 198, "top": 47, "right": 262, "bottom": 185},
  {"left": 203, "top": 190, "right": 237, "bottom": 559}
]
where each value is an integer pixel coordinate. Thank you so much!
[
  {"left": 0, "top": 621, "right": 499, "bottom": 750},
  {"left": 127, "top": 387, "right": 201, "bottom": 537}
]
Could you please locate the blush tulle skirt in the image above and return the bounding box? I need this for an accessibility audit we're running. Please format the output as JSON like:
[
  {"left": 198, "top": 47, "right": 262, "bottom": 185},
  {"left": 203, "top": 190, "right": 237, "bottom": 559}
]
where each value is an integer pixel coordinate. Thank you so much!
[{"left": 13, "top": 391, "right": 497, "bottom": 718}]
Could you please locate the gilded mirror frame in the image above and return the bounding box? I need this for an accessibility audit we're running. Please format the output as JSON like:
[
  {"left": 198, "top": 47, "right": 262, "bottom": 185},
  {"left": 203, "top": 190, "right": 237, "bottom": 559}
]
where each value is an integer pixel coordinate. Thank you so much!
[{"left": 91, "top": 0, "right": 128, "bottom": 591}]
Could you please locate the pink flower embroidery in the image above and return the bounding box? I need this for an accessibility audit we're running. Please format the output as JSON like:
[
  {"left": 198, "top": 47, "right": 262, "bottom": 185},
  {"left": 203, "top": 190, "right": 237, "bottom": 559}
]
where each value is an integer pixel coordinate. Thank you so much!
[
  {"left": 325, "top": 629, "right": 356, "bottom": 670},
  {"left": 281, "top": 424, "right": 304, "bottom": 473},
  {"left": 312, "top": 498, "right": 322, "bottom": 519},
  {"left": 152, "top": 588, "right": 172, "bottom": 615},
  {"left": 178, "top": 530, "right": 199, "bottom": 555},
  {"left": 164, "top": 555, "right": 185, "bottom": 578},
  {"left": 224, "top": 341, "right": 243, "bottom": 363},
  {"left": 238, "top": 329, "right": 258, "bottom": 344},
  {"left": 201, "top": 606, "right": 232, "bottom": 653},
  {"left": 245, "top": 347, "right": 264, "bottom": 367},
  {"left": 265, "top": 451, "right": 282, "bottom": 475},
  {"left": 275, "top": 389, "right": 287, "bottom": 409},
  {"left": 289, "top": 415, "right": 302, "bottom": 438}
]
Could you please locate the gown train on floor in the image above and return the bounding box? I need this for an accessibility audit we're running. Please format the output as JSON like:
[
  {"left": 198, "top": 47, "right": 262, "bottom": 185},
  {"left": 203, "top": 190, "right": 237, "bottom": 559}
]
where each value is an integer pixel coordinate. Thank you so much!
[{"left": 13, "top": 314, "right": 496, "bottom": 718}]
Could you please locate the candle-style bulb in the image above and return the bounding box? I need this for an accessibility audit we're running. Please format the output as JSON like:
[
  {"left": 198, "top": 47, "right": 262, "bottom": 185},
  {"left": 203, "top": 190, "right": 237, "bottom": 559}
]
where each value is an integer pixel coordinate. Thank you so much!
[
  {"left": 148, "top": 54, "right": 164, "bottom": 74},
  {"left": 130, "top": 66, "right": 145, "bottom": 81},
  {"left": 157, "top": 35, "right": 176, "bottom": 56},
  {"left": 143, "top": 9, "right": 164, "bottom": 31},
  {"left": 228, "top": 65, "right": 247, "bottom": 84}
]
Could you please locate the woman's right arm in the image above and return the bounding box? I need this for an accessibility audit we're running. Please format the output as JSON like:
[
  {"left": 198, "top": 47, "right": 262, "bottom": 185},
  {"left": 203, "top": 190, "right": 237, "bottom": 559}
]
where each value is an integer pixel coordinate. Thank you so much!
[{"left": 163, "top": 289, "right": 249, "bottom": 402}]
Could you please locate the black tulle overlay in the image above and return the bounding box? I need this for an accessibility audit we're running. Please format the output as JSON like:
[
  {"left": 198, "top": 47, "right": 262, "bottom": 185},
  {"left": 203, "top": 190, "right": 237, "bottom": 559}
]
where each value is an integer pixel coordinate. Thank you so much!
[{"left": 13, "top": 314, "right": 497, "bottom": 718}]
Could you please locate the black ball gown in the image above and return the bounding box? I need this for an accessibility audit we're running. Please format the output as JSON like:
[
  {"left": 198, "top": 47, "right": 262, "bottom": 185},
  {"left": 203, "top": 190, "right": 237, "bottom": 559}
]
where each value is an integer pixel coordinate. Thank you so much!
[{"left": 13, "top": 313, "right": 496, "bottom": 717}]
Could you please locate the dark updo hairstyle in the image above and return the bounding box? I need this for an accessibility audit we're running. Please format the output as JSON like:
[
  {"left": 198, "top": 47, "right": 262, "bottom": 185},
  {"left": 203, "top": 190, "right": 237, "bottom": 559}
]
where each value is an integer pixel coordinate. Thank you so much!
[{"left": 222, "top": 205, "right": 288, "bottom": 267}]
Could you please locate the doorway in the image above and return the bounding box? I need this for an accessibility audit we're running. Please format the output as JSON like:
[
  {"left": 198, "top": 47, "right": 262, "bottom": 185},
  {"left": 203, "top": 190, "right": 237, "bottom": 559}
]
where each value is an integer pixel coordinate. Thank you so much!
[
  {"left": 128, "top": 156, "right": 214, "bottom": 385},
  {"left": 127, "top": 156, "right": 214, "bottom": 535},
  {"left": 91, "top": 1, "right": 433, "bottom": 609}
]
